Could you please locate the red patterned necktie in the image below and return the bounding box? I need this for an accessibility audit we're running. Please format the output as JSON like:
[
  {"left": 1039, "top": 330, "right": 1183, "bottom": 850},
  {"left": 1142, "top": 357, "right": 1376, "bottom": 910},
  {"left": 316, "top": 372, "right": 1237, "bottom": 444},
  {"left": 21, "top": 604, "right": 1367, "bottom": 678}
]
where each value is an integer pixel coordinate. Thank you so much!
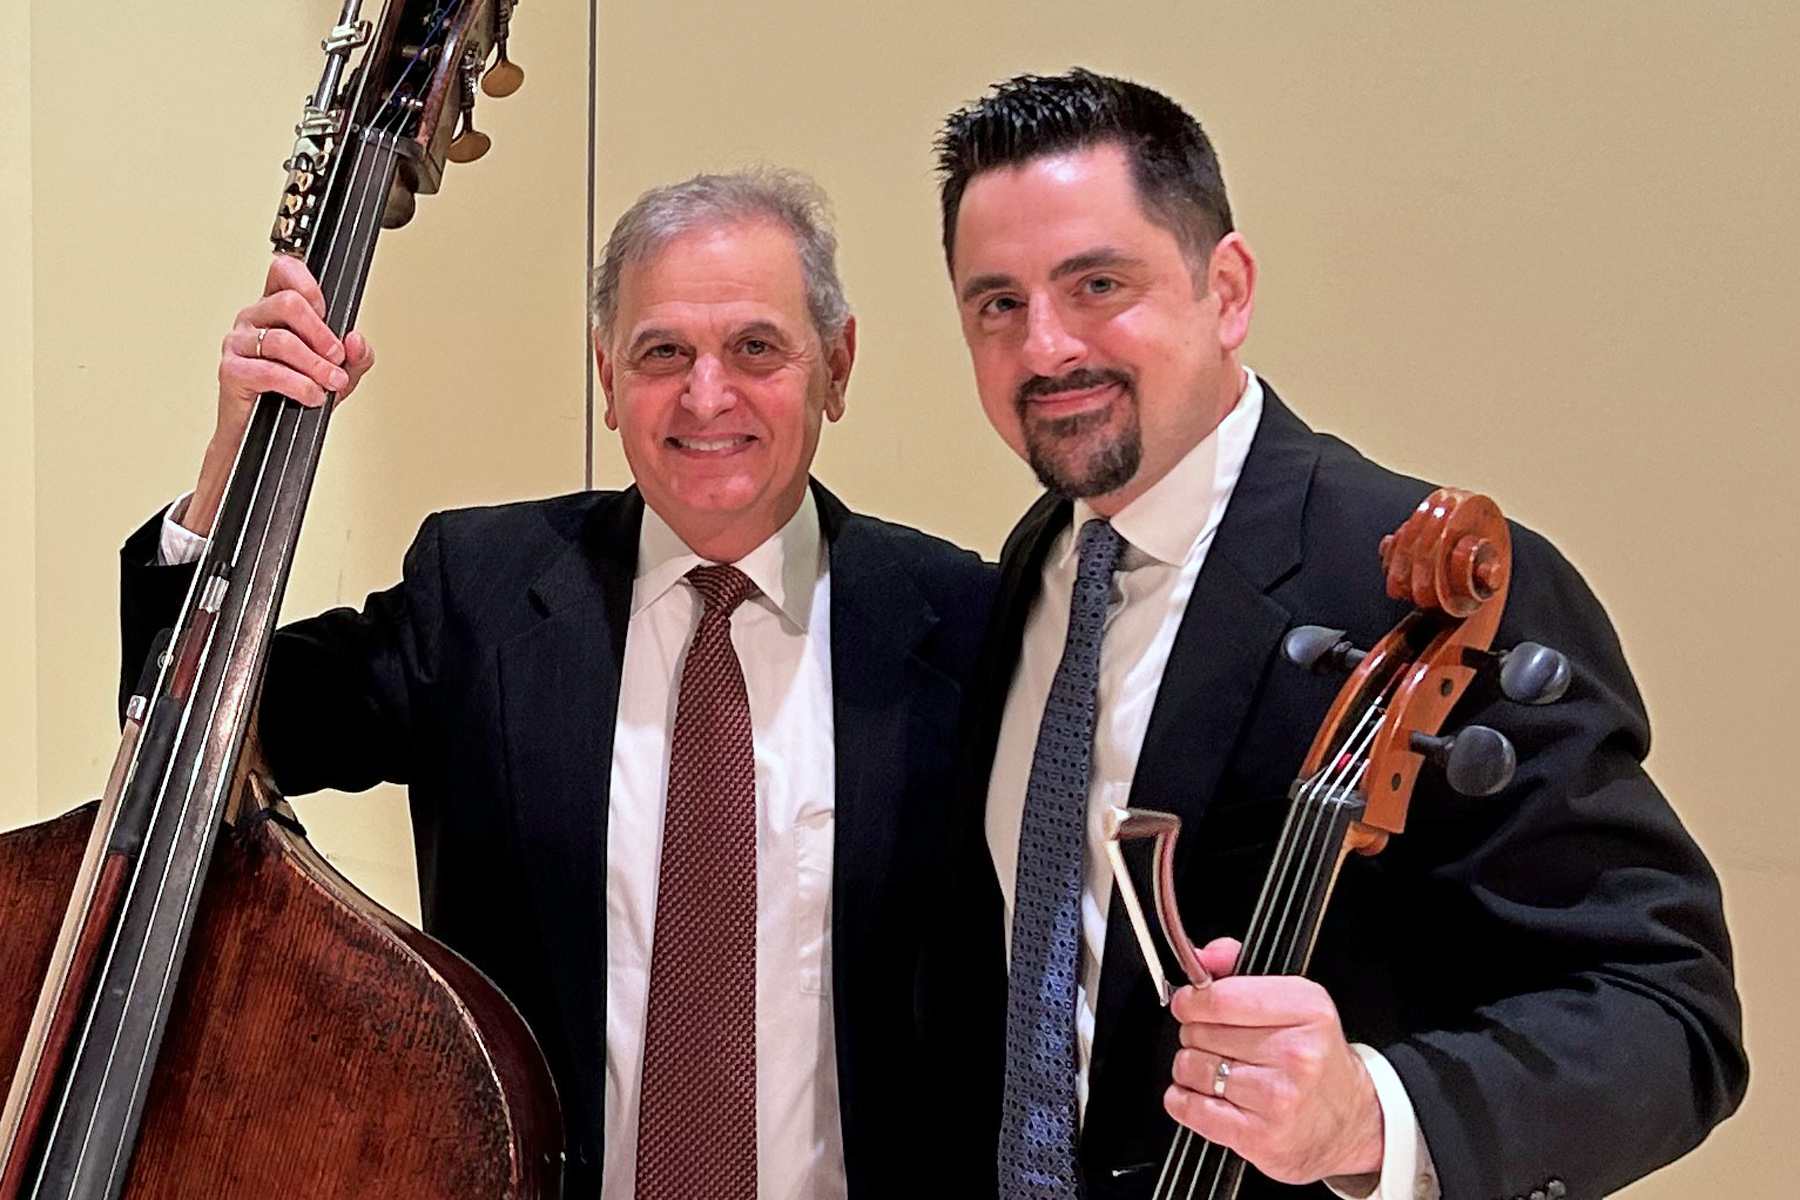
[{"left": 635, "top": 564, "right": 760, "bottom": 1200}]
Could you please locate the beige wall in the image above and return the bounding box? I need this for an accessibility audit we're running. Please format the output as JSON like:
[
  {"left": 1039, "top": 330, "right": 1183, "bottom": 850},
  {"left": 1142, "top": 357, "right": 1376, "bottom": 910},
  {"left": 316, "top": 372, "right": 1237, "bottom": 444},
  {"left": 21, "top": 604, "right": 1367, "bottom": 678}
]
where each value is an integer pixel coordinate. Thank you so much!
[
  {"left": 1, "top": 0, "right": 34, "bottom": 836},
  {"left": 5, "top": 1, "right": 1794, "bottom": 1194}
]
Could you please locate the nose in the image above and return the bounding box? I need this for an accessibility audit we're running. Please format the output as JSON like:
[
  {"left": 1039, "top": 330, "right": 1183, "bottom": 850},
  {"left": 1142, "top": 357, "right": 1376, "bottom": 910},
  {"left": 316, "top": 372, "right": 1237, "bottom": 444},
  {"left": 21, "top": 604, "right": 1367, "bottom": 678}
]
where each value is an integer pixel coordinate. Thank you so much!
[
  {"left": 680, "top": 353, "right": 737, "bottom": 420},
  {"left": 1022, "top": 296, "right": 1086, "bottom": 377}
]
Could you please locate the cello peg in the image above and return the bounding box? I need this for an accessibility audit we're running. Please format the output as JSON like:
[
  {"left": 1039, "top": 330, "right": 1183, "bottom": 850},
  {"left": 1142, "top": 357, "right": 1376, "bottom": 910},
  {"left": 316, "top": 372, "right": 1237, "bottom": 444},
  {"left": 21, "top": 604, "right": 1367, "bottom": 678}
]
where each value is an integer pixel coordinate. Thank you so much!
[
  {"left": 1283, "top": 625, "right": 1368, "bottom": 676},
  {"left": 1409, "top": 726, "right": 1516, "bottom": 796},
  {"left": 1460, "top": 641, "right": 1572, "bottom": 705},
  {"left": 1497, "top": 642, "right": 1571, "bottom": 705}
]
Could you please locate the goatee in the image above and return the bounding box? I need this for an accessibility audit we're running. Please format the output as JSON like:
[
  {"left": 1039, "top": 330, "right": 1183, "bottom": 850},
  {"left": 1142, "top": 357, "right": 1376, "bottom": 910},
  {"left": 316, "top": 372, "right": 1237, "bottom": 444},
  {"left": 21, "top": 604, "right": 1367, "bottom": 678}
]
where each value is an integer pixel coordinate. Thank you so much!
[{"left": 1015, "top": 368, "right": 1142, "bottom": 498}]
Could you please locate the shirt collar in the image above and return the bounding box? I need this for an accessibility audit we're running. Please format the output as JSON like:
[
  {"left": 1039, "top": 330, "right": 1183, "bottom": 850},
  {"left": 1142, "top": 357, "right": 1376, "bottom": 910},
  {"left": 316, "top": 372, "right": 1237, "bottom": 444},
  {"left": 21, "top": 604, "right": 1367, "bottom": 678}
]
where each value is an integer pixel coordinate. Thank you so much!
[
  {"left": 1065, "top": 366, "right": 1264, "bottom": 570},
  {"left": 632, "top": 488, "right": 823, "bottom": 631}
]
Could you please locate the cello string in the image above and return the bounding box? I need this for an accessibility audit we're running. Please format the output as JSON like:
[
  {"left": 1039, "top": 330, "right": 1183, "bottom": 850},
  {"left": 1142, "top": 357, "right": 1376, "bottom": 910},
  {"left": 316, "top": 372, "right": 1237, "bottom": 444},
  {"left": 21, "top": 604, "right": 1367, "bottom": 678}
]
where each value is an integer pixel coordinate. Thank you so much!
[
  {"left": 1161, "top": 703, "right": 1388, "bottom": 1200},
  {"left": 1173, "top": 719, "right": 1380, "bottom": 1200},
  {"left": 1245, "top": 702, "right": 1381, "bottom": 975}
]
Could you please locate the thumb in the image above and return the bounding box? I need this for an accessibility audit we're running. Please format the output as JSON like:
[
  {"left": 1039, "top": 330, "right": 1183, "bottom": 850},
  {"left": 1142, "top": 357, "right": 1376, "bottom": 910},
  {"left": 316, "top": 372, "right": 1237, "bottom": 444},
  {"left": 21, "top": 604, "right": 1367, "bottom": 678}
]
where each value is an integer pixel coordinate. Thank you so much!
[{"left": 1196, "top": 936, "right": 1242, "bottom": 980}]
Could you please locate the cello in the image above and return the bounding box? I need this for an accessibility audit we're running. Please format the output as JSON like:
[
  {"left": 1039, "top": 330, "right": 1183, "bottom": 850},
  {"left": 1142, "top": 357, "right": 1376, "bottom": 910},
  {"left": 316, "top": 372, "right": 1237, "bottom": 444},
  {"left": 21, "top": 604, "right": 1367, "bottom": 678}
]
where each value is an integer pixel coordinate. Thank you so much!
[
  {"left": 0, "top": 2, "right": 560, "bottom": 1197},
  {"left": 1104, "top": 489, "right": 1572, "bottom": 1200}
]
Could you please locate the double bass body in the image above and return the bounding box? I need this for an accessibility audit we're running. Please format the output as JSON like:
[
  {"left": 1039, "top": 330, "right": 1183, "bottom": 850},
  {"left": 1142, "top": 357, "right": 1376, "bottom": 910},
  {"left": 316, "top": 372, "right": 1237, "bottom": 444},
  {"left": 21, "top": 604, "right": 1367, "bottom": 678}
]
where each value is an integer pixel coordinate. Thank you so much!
[{"left": 0, "top": 800, "right": 559, "bottom": 1197}]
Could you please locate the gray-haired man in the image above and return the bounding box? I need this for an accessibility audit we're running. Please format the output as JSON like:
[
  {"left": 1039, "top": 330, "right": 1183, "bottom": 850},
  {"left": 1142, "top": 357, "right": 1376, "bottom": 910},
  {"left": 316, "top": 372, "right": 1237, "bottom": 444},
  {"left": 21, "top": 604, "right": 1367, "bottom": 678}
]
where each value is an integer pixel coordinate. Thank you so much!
[{"left": 120, "top": 169, "right": 995, "bottom": 1200}]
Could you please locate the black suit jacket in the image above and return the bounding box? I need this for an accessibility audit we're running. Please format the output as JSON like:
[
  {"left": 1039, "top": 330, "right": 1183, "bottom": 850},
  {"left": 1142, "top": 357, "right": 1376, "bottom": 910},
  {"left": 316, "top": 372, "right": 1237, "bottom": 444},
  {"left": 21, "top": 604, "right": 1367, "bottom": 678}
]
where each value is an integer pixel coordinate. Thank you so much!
[
  {"left": 918, "top": 385, "right": 1745, "bottom": 1200},
  {"left": 121, "top": 481, "right": 996, "bottom": 1200}
]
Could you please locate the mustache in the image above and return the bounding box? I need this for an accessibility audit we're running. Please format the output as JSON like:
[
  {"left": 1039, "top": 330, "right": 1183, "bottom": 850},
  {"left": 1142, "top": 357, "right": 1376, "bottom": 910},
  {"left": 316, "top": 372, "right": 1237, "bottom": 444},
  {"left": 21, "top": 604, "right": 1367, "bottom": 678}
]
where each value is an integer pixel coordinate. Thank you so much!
[{"left": 1014, "top": 367, "right": 1134, "bottom": 409}]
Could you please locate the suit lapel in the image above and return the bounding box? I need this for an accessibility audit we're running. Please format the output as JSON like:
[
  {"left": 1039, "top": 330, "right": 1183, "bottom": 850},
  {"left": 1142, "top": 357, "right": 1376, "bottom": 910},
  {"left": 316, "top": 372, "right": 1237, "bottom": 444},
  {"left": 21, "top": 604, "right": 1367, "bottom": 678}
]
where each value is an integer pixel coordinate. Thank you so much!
[
  {"left": 1087, "top": 386, "right": 1321, "bottom": 1091},
  {"left": 496, "top": 488, "right": 641, "bottom": 1149},
  {"left": 812, "top": 484, "right": 964, "bottom": 1164},
  {"left": 959, "top": 492, "right": 1071, "bottom": 809},
  {"left": 819, "top": 486, "right": 939, "bottom": 951}
]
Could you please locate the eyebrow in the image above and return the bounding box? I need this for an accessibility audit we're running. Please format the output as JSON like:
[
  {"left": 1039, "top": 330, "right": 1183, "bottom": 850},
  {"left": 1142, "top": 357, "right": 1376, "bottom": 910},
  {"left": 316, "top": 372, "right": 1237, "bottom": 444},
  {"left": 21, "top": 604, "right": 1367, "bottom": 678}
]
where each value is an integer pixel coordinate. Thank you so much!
[
  {"left": 626, "top": 327, "right": 685, "bottom": 355},
  {"left": 959, "top": 272, "right": 1018, "bottom": 304},
  {"left": 1050, "top": 247, "right": 1143, "bottom": 279},
  {"left": 730, "top": 320, "right": 789, "bottom": 343},
  {"left": 959, "top": 247, "right": 1146, "bottom": 304}
]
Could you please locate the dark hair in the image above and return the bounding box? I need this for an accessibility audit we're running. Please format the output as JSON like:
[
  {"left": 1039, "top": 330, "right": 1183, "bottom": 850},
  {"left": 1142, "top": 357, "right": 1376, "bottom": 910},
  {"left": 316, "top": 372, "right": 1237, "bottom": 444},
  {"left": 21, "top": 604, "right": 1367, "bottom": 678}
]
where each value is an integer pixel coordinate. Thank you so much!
[{"left": 935, "top": 68, "right": 1234, "bottom": 273}]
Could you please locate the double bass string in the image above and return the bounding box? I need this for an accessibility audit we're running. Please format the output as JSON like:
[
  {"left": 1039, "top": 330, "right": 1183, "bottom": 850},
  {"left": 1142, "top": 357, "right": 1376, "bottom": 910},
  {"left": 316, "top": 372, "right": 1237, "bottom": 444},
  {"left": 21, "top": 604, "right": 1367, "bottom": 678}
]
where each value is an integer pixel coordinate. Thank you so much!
[{"left": 47, "top": 75, "right": 420, "bottom": 1185}]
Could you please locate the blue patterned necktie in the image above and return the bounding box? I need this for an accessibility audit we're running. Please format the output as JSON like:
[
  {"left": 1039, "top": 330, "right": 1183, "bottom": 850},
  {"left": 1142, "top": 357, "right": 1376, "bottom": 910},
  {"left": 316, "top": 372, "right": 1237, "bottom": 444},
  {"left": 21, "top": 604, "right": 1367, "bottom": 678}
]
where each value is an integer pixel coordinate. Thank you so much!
[{"left": 1000, "top": 517, "right": 1127, "bottom": 1200}]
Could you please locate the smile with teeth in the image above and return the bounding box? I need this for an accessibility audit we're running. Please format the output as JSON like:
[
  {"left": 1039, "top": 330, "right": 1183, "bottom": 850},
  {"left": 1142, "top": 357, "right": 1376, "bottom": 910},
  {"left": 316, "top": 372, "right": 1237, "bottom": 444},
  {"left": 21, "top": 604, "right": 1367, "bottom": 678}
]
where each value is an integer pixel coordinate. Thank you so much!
[{"left": 668, "top": 434, "right": 755, "bottom": 452}]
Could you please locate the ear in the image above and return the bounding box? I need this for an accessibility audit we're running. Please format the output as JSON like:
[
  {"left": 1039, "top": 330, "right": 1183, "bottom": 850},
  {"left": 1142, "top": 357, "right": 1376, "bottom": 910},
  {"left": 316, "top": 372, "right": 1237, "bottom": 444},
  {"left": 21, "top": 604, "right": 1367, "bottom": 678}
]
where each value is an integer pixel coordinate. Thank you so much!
[
  {"left": 823, "top": 315, "right": 856, "bottom": 423},
  {"left": 593, "top": 328, "right": 619, "bottom": 431},
  {"left": 1206, "top": 233, "right": 1257, "bottom": 353}
]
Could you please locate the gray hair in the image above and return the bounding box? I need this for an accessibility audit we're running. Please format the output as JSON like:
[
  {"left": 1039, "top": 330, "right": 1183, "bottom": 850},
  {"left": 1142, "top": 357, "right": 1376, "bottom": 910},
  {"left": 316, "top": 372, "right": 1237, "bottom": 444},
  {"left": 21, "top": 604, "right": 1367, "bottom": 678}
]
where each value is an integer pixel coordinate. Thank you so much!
[{"left": 589, "top": 167, "right": 852, "bottom": 345}]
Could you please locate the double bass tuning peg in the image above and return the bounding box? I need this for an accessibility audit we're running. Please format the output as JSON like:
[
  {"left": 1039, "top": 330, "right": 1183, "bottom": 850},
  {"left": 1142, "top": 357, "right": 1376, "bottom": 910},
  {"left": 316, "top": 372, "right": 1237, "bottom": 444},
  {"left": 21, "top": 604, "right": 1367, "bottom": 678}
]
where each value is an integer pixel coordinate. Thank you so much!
[
  {"left": 1464, "top": 641, "right": 1572, "bottom": 706},
  {"left": 482, "top": 2, "right": 524, "bottom": 97},
  {"left": 482, "top": 49, "right": 524, "bottom": 98},
  {"left": 449, "top": 49, "right": 492, "bottom": 164},
  {"left": 1409, "top": 726, "right": 1516, "bottom": 796}
]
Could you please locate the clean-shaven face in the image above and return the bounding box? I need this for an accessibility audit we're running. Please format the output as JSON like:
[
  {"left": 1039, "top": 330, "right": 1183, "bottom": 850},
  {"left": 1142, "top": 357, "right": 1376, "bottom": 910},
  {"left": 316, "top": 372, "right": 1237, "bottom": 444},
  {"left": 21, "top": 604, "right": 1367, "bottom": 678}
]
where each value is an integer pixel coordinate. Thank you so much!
[{"left": 599, "top": 220, "right": 849, "bottom": 557}]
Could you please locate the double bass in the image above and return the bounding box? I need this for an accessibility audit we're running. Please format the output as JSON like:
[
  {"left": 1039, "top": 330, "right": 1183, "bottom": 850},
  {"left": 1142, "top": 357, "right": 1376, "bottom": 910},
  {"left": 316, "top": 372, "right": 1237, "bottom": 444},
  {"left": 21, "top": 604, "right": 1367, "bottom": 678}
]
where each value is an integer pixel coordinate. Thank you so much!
[{"left": 0, "top": 3, "right": 560, "bottom": 1196}]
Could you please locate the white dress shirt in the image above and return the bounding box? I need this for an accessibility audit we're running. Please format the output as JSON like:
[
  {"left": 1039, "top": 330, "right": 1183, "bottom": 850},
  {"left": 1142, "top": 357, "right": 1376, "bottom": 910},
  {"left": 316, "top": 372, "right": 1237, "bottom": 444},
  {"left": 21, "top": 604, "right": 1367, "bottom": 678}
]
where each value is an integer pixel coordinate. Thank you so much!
[
  {"left": 160, "top": 490, "right": 848, "bottom": 1200},
  {"left": 983, "top": 369, "right": 1437, "bottom": 1200},
  {"left": 603, "top": 493, "right": 844, "bottom": 1200}
]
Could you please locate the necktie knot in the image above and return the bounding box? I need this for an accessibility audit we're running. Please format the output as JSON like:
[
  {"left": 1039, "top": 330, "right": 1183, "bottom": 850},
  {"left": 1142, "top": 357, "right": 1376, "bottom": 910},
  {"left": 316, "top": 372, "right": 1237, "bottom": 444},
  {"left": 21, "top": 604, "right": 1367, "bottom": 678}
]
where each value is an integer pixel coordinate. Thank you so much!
[
  {"left": 687, "top": 563, "right": 758, "bottom": 616},
  {"left": 1075, "top": 518, "right": 1126, "bottom": 585}
]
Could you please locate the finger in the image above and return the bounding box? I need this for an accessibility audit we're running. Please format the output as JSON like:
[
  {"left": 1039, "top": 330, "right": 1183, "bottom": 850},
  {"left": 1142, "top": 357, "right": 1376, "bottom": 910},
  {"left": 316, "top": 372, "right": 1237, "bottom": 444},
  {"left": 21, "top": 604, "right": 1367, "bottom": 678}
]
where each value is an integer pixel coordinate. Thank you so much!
[
  {"left": 343, "top": 332, "right": 375, "bottom": 387},
  {"left": 227, "top": 358, "right": 334, "bottom": 408},
  {"left": 264, "top": 253, "right": 328, "bottom": 318},
  {"left": 1171, "top": 1049, "right": 1272, "bottom": 1115},
  {"left": 328, "top": 332, "right": 376, "bottom": 406},
  {"left": 1176, "top": 1022, "right": 1295, "bottom": 1065},
  {"left": 1172, "top": 975, "right": 1334, "bottom": 1029},
  {"left": 235, "top": 327, "right": 349, "bottom": 394},
  {"left": 1197, "top": 937, "right": 1242, "bottom": 979},
  {"left": 243, "top": 290, "right": 344, "bottom": 364},
  {"left": 1164, "top": 1082, "right": 1258, "bottom": 1155}
]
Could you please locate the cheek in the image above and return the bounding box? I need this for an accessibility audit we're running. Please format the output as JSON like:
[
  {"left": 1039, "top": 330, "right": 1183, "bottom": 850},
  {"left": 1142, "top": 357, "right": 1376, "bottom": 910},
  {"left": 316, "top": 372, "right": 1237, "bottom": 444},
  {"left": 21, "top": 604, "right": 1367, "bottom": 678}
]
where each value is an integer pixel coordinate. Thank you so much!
[
  {"left": 612, "top": 380, "right": 678, "bottom": 436},
  {"left": 966, "top": 348, "right": 1023, "bottom": 427}
]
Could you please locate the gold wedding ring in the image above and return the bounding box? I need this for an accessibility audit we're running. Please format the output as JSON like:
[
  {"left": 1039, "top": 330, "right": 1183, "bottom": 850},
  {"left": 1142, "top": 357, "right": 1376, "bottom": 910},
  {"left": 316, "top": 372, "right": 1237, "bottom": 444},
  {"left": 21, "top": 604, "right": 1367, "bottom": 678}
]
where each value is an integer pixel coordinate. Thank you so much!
[{"left": 255, "top": 327, "right": 268, "bottom": 358}]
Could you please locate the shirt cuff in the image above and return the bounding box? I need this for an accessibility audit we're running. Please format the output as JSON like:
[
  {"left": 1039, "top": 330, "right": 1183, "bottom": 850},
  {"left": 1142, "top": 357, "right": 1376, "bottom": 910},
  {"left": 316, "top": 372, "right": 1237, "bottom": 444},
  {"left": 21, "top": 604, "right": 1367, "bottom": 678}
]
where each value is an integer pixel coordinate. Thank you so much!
[
  {"left": 1325, "top": 1045, "right": 1440, "bottom": 1200},
  {"left": 158, "top": 492, "right": 209, "bottom": 567}
]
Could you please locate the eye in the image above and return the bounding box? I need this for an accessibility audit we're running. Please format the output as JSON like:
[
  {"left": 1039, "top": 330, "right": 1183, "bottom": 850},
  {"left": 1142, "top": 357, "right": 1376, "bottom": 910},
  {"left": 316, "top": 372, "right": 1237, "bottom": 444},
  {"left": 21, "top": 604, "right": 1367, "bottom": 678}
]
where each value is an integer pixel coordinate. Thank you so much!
[
  {"left": 979, "top": 294, "right": 1023, "bottom": 316},
  {"left": 741, "top": 338, "right": 770, "bottom": 356},
  {"left": 643, "top": 343, "right": 680, "bottom": 360},
  {"left": 1083, "top": 276, "right": 1119, "bottom": 295}
]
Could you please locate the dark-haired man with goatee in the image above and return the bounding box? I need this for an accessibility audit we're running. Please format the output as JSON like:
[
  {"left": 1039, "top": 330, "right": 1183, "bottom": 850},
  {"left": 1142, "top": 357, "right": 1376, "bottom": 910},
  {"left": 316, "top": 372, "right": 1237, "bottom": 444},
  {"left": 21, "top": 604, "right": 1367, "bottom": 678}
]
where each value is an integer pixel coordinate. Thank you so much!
[{"left": 918, "top": 68, "right": 1744, "bottom": 1200}]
